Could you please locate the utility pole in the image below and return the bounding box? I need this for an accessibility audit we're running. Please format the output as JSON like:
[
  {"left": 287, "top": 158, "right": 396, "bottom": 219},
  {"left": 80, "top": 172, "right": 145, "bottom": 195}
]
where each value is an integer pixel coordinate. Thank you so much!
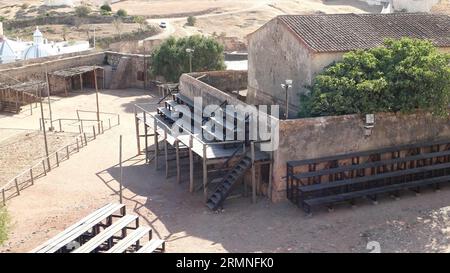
[
  {"left": 186, "top": 48, "right": 194, "bottom": 73},
  {"left": 119, "top": 135, "right": 123, "bottom": 204},
  {"left": 281, "top": 79, "right": 292, "bottom": 120},
  {"left": 93, "top": 26, "right": 96, "bottom": 48},
  {"left": 94, "top": 67, "right": 100, "bottom": 132},
  {"left": 45, "top": 65, "right": 54, "bottom": 131},
  {"left": 39, "top": 98, "right": 51, "bottom": 171}
]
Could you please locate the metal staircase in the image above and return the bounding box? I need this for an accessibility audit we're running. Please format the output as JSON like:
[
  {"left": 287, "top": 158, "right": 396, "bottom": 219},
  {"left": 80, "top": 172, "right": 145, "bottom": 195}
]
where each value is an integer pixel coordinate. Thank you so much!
[{"left": 206, "top": 154, "right": 252, "bottom": 211}]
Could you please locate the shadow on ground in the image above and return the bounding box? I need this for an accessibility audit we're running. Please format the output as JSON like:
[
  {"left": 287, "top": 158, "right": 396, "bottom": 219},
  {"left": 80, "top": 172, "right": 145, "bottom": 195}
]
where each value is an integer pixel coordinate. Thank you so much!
[{"left": 94, "top": 152, "right": 450, "bottom": 252}]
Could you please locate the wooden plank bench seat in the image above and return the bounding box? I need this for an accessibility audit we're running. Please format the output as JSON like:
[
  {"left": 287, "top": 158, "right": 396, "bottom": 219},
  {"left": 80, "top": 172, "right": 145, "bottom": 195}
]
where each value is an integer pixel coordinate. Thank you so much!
[
  {"left": 297, "top": 161, "right": 450, "bottom": 196},
  {"left": 288, "top": 139, "right": 450, "bottom": 167},
  {"left": 106, "top": 226, "right": 151, "bottom": 253},
  {"left": 165, "top": 100, "right": 178, "bottom": 110},
  {"left": 294, "top": 149, "right": 450, "bottom": 181},
  {"left": 302, "top": 175, "right": 450, "bottom": 214},
  {"left": 136, "top": 239, "right": 166, "bottom": 253},
  {"left": 31, "top": 203, "right": 126, "bottom": 253},
  {"left": 72, "top": 214, "right": 139, "bottom": 253},
  {"left": 174, "top": 93, "right": 194, "bottom": 108},
  {"left": 157, "top": 107, "right": 179, "bottom": 122}
]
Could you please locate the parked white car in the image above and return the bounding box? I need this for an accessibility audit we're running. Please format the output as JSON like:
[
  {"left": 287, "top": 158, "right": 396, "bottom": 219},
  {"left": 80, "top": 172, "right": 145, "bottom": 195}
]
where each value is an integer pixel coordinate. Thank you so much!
[{"left": 159, "top": 21, "right": 167, "bottom": 28}]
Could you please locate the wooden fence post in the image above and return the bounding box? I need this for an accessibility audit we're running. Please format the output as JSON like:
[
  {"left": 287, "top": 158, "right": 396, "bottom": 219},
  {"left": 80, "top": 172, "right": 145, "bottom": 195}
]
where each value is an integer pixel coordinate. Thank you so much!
[
  {"left": 251, "top": 141, "right": 256, "bottom": 204},
  {"left": 42, "top": 160, "right": 47, "bottom": 176},
  {"left": 30, "top": 169, "right": 34, "bottom": 185},
  {"left": 14, "top": 178, "right": 20, "bottom": 195}
]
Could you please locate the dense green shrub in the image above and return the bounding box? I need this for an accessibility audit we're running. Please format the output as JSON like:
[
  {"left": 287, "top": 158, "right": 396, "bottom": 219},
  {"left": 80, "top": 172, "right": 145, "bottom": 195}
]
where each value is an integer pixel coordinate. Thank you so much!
[
  {"left": 186, "top": 16, "right": 196, "bottom": 26},
  {"left": 100, "top": 4, "right": 112, "bottom": 12},
  {"left": 116, "top": 9, "right": 127, "bottom": 17},
  {"left": 133, "top": 16, "right": 147, "bottom": 32},
  {"left": 151, "top": 35, "right": 226, "bottom": 82},
  {"left": 300, "top": 38, "right": 450, "bottom": 118}
]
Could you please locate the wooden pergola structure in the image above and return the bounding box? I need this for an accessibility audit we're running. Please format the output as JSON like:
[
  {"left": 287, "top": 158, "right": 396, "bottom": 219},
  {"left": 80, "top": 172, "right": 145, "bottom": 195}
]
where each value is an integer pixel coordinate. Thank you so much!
[
  {"left": 0, "top": 80, "right": 45, "bottom": 113},
  {"left": 48, "top": 66, "right": 105, "bottom": 96}
]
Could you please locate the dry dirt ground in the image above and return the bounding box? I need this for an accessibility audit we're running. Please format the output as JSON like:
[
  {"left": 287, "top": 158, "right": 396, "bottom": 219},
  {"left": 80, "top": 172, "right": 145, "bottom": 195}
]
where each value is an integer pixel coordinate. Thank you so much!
[
  {"left": 9, "top": 23, "right": 144, "bottom": 43},
  {"left": 3, "top": 1, "right": 448, "bottom": 45},
  {"left": 0, "top": 130, "right": 79, "bottom": 188},
  {"left": 0, "top": 88, "right": 450, "bottom": 253}
]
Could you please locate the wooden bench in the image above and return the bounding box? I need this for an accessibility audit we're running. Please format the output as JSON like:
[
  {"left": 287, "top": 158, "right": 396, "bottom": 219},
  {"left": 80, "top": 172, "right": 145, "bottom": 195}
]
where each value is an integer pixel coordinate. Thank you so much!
[
  {"left": 304, "top": 175, "right": 450, "bottom": 210},
  {"left": 174, "top": 93, "right": 194, "bottom": 109},
  {"left": 136, "top": 239, "right": 166, "bottom": 253},
  {"left": 31, "top": 203, "right": 126, "bottom": 253},
  {"left": 287, "top": 140, "right": 450, "bottom": 215},
  {"left": 72, "top": 214, "right": 139, "bottom": 253},
  {"left": 294, "top": 149, "right": 450, "bottom": 182},
  {"left": 106, "top": 226, "right": 152, "bottom": 253},
  {"left": 157, "top": 107, "right": 180, "bottom": 123},
  {"left": 298, "top": 162, "right": 450, "bottom": 214}
]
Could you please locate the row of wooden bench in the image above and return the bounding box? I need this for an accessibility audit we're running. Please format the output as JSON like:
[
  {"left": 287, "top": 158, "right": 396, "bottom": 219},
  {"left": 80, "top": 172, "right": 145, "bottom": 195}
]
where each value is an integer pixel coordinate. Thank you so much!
[
  {"left": 31, "top": 203, "right": 165, "bottom": 253},
  {"left": 159, "top": 93, "right": 248, "bottom": 143},
  {"left": 287, "top": 139, "right": 450, "bottom": 215}
]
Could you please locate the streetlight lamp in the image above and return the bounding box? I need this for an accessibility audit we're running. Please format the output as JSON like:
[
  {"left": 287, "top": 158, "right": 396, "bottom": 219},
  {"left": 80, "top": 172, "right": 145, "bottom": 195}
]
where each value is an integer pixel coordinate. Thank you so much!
[
  {"left": 281, "top": 79, "right": 292, "bottom": 120},
  {"left": 186, "top": 48, "right": 194, "bottom": 73}
]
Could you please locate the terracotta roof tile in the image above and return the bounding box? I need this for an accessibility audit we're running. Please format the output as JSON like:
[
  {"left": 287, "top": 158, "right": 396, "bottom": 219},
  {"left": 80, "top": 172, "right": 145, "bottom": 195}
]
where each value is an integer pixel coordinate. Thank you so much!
[{"left": 278, "top": 13, "right": 450, "bottom": 52}]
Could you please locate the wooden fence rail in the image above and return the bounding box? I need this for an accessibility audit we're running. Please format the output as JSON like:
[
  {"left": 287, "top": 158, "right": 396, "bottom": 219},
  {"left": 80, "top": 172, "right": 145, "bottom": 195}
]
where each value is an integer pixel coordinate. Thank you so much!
[{"left": 0, "top": 124, "right": 109, "bottom": 206}]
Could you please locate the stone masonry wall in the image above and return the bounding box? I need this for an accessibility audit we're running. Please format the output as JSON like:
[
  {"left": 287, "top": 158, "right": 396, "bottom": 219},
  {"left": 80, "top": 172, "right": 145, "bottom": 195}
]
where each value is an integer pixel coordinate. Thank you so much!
[{"left": 271, "top": 111, "right": 450, "bottom": 201}]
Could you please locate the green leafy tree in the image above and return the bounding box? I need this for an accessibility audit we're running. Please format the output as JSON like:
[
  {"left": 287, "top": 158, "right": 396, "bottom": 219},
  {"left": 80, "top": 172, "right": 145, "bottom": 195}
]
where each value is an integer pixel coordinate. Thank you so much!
[
  {"left": 134, "top": 16, "right": 147, "bottom": 32},
  {"left": 151, "top": 35, "right": 226, "bottom": 82},
  {"left": 100, "top": 4, "right": 112, "bottom": 12},
  {"left": 116, "top": 9, "right": 127, "bottom": 17},
  {"left": 75, "top": 5, "right": 91, "bottom": 17},
  {"left": 301, "top": 38, "right": 450, "bottom": 117},
  {"left": 0, "top": 207, "right": 9, "bottom": 246}
]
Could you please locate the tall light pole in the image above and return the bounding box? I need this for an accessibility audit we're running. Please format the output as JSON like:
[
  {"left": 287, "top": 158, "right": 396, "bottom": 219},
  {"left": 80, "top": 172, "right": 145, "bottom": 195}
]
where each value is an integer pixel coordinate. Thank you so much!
[
  {"left": 281, "top": 79, "right": 292, "bottom": 120},
  {"left": 186, "top": 48, "right": 194, "bottom": 73},
  {"left": 39, "top": 98, "right": 50, "bottom": 171},
  {"left": 45, "top": 65, "right": 54, "bottom": 131},
  {"left": 94, "top": 67, "right": 100, "bottom": 132}
]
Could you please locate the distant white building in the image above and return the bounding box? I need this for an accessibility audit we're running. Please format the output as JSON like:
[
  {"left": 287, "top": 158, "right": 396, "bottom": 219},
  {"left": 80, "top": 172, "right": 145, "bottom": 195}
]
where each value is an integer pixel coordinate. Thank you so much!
[
  {"left": 0, "top": 25, "right": 90, "bottom": 64},
  {"left": 361, "top": 0, "right": 440, "bottom": 12},
  {"left": 43, "top": 0, "right": 75, "bottom": 7}
]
